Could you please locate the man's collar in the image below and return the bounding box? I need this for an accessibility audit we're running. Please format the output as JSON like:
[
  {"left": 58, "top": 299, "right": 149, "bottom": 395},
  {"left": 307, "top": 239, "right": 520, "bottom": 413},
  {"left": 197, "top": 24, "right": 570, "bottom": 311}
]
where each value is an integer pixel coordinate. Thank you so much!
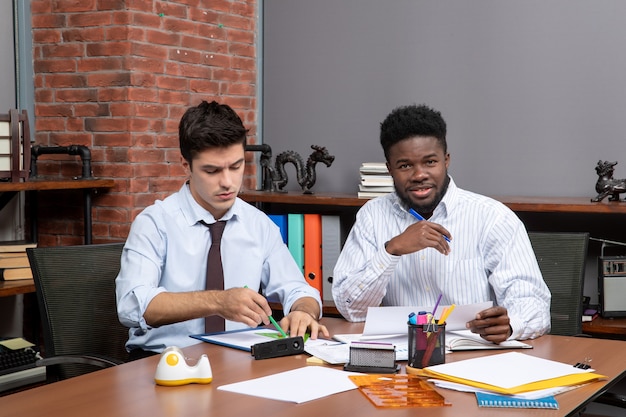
[{"left": 180, "top": 183, "right": 239, "bottom": 225}]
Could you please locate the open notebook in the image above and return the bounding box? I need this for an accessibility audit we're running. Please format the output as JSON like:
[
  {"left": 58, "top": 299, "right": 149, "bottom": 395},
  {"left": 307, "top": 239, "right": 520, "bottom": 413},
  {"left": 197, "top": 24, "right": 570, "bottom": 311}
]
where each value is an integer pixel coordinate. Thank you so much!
[{"left": 446, "top": 330, "right": 532, "bottom": 351}]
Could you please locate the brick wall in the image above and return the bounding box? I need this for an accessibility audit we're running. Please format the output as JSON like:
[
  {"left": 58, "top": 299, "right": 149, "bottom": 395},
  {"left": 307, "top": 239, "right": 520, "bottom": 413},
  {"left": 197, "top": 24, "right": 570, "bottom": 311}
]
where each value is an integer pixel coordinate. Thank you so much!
[{"left": 29, "top": 0, "right": 258, "bottom": 246}]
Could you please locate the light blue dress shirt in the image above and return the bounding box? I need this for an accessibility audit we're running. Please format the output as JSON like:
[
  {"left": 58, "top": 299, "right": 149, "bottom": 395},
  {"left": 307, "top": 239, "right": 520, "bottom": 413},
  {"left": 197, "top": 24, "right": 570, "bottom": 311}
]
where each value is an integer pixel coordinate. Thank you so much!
[
  {"left": 332, "top": 178, "right": 551, "bottom": 340},
  {"left": 116, "top": 183, "right": 321, "bottom": 353}
]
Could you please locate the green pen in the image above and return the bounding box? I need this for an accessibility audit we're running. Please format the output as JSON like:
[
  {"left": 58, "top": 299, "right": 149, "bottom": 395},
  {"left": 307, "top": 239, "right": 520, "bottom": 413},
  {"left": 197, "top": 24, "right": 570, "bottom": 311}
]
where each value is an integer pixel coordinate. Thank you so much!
[
  {"left": 244, "top": 285, "right": 287, "bottom": 338},
  {"left": 269, "top": 315, "right": 288, "bottom": 338}
]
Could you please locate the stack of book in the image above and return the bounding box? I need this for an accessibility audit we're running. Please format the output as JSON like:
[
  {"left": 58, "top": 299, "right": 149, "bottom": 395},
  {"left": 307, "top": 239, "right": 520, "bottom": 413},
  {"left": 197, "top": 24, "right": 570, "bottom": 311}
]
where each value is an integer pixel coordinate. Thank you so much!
[
  {"left": 358, "top": 162, "right": 394, "bottom": 199},
  {"left": 0, "top": 241, "right": 36, "bottom": 281}
]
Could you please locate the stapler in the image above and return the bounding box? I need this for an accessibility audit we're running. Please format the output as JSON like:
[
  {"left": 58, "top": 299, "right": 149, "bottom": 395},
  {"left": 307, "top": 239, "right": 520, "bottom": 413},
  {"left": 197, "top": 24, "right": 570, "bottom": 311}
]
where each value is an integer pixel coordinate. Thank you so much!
[{"left": 154, "top": 346, "right": 213, "bottom": 386}]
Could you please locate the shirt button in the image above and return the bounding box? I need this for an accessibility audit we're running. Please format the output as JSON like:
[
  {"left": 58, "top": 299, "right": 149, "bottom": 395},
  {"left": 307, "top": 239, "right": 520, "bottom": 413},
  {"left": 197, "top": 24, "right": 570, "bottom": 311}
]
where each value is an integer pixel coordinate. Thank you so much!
[{"left": 421, "top": 255, "right": 425, "bottom": 260}]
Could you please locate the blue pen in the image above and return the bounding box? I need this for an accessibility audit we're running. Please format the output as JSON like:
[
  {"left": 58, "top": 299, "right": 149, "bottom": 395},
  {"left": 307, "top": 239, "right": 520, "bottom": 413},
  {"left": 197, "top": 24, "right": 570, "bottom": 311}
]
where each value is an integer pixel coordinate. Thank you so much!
[{"left": 408, "top": 208, "right": 451, "bottom": 242}]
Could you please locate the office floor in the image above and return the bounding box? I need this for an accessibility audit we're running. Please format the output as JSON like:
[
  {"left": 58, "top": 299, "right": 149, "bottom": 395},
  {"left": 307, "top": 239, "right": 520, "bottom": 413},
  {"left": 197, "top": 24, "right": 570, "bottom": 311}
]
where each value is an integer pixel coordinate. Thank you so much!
[{"left": 582, "top": 377, "right": 626, "bottom": 417}]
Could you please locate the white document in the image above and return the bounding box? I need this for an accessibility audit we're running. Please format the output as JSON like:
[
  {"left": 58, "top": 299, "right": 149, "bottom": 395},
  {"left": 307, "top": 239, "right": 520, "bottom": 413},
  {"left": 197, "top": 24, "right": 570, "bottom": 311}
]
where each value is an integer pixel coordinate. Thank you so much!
[
  {"left": 425, "top": 351, "right": 594, "bottom": 390},
  {"left": 217, "top": 366, "right": 361, "bottom": 403},
  {"left": 361, "top": 301, "right": 493, "bottom": 336},
  {"left": 304, "top": 341, "right": 350, "bottom": 365},
  {"left": 306, "top": 335, "right": 409, "bottom": 364},
  {"left": 190, "top": 328, "right": 284, "bottom": 352},
  {"left": 428, "top": 379, "right": 585, "bottom": 400}
]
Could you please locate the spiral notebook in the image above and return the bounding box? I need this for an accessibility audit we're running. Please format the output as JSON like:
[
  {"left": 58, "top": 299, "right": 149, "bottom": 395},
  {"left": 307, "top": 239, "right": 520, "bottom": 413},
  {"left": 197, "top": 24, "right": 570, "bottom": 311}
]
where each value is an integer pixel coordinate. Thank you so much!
[{"left": 476, "top": 392, "right": 558, "bottom": 409}]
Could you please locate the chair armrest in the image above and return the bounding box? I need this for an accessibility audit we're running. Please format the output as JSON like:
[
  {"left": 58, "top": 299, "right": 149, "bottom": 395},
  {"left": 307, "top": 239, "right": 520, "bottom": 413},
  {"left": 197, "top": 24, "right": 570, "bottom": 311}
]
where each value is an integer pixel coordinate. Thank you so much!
[{"left": 36, "top": 354, "right": 124, "bottom": 369}]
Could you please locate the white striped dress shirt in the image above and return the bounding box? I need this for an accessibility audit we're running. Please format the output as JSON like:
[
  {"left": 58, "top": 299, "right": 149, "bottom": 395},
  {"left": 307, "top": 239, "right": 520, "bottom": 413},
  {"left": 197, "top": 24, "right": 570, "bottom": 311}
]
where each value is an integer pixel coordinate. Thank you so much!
[{"left": 332, "top": 178, "right": 551, "bottom": 340}]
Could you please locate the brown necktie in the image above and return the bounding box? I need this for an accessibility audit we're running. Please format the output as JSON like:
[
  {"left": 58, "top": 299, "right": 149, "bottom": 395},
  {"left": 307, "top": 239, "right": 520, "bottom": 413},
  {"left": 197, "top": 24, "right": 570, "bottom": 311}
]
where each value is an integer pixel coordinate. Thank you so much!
[{"left": 203, "top": 220, "right": 227, "bottom": 332}]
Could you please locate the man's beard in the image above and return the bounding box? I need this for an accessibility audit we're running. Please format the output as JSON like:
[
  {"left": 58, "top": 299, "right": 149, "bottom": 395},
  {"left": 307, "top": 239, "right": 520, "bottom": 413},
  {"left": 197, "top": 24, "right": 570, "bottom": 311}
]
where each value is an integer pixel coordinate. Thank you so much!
[{"left": 397, "top": 175, "right": 450, "bottom": 216}]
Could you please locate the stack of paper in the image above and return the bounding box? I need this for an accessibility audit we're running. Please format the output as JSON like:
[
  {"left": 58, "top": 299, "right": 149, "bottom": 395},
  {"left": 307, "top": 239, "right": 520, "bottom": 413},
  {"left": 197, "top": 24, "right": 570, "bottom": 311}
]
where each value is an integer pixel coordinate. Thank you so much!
[
  {"left": 420, "top": 351, "right": 606, "bottom": 395},
  {"left": 358, "top": 162, "right": 394, "bottom": 198}
]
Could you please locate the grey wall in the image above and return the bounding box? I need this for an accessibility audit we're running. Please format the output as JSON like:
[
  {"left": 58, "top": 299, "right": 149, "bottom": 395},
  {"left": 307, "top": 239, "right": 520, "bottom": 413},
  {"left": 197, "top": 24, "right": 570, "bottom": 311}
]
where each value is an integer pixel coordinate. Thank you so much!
[
  {"left": 263, "top": 0, "right": 626, "bottom": 197},
  {"left": 1, "top": 1, "right": 16, "bottom": 110},
  {"left": 0, "top": 0, "right": 24, "bottom": 339}
]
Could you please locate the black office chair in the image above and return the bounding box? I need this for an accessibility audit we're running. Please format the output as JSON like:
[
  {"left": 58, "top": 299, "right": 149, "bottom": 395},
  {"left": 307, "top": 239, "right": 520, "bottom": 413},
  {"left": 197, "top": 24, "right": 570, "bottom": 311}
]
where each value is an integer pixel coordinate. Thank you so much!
[
  {"left": 528, "top": 232, "right": 589, "bottom": 336},
  {"left": 27, "top": 243, "right": 128, "bottom": 382},
  {"left": 528, "top": 232, "right": 626, "bottom": 412}
]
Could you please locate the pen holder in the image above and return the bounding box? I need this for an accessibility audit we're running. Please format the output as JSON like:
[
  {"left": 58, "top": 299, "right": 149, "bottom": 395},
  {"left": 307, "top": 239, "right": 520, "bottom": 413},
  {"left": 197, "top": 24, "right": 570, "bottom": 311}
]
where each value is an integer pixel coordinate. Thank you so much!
[{"left": 407, "top": 322, "right": 445, "bottom": 369}]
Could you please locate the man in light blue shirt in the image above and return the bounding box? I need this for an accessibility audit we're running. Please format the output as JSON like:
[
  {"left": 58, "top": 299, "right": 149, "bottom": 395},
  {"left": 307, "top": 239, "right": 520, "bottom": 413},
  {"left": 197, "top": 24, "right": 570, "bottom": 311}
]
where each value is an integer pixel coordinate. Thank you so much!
[
  {"left": 116, "top": 101, "right": 328, "bottom": 359},
  {"left": 333, "top": 104, "right": 551, "bottom": 343}
]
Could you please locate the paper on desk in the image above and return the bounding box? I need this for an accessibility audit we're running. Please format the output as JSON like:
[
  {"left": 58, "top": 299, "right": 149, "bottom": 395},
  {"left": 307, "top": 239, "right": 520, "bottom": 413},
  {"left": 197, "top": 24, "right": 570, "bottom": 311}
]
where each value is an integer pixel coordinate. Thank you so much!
[
  {"left": 422, "top": 351, "right": 606, "bottom": 395},
  {"left": 217, "top": 366, "right": 361, "bottom": 403},
  {"left": 305, "top": 337, "right": 409, "bottom": 364},
  {"left": 427, "top": 379, "right": 586, "bottom": 400},
  {"left": 190, "top": 328, "right": 284, "bottom": 352},
  {"left": 0, "top": 337, "right": 35, "bottom": 350},
  {"left": 362, "top": 301, "right": 493, "bottom": 336}
]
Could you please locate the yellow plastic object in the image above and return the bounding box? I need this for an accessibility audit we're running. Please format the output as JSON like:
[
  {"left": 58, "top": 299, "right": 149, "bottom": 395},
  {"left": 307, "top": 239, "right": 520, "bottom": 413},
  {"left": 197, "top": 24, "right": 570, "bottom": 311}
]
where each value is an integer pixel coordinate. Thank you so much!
[
  {"left": 349, "top": 374, "right": 450, "bottom": 408},
  {"left": 154, "top": 346, "right": 213, "bottom": 386}
]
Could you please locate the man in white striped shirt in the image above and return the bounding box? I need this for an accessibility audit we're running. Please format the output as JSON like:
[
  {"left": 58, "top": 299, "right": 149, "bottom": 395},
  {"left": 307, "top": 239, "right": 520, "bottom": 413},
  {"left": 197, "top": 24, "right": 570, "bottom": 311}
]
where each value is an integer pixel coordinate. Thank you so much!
[{"left": 332, "top": 104, "right": 551, "bottom": 343}]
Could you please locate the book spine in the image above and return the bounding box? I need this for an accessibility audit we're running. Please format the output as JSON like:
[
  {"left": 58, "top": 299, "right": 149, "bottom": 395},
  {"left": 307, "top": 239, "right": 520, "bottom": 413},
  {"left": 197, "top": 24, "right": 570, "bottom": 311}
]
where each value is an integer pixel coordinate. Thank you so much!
[
  {"left": 321, "top": 215, "right": 341, "bottom": 302},
  {"left": 287, "top": 214, "right": 304, "bottom": 273},
  {"left": 476, "top": 393, "right": 558, "bottom": 409},
  {"left": 303, "top": 214, "right": 323, "bottom": 296}
]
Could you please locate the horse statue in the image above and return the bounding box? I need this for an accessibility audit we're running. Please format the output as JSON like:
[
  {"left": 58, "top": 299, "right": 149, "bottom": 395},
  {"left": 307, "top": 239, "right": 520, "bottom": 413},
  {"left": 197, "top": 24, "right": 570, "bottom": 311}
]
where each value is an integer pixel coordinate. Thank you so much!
[
  {"left": 591, "top": 160, "right": 626, "bottom": 202},
  {"left": 271, "top": 145, "right": 335, "bottom": 194}
]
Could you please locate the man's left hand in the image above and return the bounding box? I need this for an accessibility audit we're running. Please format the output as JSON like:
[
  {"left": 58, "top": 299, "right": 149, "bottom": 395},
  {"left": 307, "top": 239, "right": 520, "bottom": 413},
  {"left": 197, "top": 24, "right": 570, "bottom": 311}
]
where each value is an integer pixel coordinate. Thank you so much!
[
  {"left": 280, "top": 310, "right": 329, "bottom": 340},
  {"left": 465, "top": 306, "right": 511, "bottom": 344}
]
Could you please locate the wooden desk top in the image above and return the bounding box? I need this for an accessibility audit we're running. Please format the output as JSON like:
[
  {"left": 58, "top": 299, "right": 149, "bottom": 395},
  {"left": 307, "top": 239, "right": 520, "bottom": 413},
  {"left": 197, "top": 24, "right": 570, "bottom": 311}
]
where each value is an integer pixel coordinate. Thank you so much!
[
  {"left": 0, "top": 178, "right": 115, "bottom": 192},
  {"left": 3, "top": 318, "right": 626, "bottom": 417},
  {"left": 0, "top": 279, "right": 35, "bottom": 297}
]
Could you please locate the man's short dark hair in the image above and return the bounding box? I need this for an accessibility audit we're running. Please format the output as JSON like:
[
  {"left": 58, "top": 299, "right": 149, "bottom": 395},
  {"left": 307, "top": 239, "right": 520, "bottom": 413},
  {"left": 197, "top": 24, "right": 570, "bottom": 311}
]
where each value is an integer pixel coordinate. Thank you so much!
[
  {"left": 179, "top": 100, "right": 248, "bottom": 162},
  {"left": 380, "top": 104, "right": 447, "bottom": 160}
]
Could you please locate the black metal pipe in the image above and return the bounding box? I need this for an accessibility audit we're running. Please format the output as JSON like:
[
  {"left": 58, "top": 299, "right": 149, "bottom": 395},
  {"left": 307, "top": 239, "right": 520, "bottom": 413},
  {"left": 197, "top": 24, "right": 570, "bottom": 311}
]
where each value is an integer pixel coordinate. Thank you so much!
[{"left": 30, "top": 145, "right": 92, "bottom": 178}]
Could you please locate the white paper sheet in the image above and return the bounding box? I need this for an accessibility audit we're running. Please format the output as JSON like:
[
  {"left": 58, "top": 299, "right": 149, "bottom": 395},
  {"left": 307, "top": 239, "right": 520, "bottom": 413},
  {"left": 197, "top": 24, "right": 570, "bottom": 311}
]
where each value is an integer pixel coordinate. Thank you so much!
[
  {"left": 217, "top": 366, "right": 361, "bottom": 403},
  {"left": 305, "top": 336, "right": 409, "bottom": 364},
  {"left": 427, "top": 379, "right": 587, "bottom": 399},
  {"left": 362, "top": 301, "right": 493, "bottom": 336},
  {"left": 191, "top": 328, "right": 284, "bottom": 351},
  {"left": 425, "top": 351, "right": 593, "bottom": 389}
]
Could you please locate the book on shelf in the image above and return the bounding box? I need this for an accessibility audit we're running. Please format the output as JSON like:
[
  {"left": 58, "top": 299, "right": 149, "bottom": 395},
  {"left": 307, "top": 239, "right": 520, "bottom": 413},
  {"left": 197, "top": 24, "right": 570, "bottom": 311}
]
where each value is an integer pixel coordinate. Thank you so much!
[
  {"left": 358, "top": 184, "right": 394, "bottom": 192},
  {"left": 287, "top": 214, "right": 304, "bottom": 273},
  {"left": 0, "top": 252, "right": 30, "bottom": 269},
  {"left": 357, "top": 191, "right": 391, "bottom": 199},
  {"left": 268, "top": 214, "right": 288, "bottom": 244},
  {"left": 360, "top": 175, "right": 394, "bottom": 186},
  {"left": 359, "top": 162, "right": 394, "bottom": 199},
  {"left": 321, "top": 215, "right": 341, "bottom": 302},
  {"left": 303, "top": 214, "right": 323, "bottom": 297},
  {"left": 0, "top": 240, "right": 37, "bottom": 253},
  {"left": 359, "top": 162, "right": 389, "bottom": 175},
  {"left": 1, "top": 267, "right": 33, "bottom": 280}
]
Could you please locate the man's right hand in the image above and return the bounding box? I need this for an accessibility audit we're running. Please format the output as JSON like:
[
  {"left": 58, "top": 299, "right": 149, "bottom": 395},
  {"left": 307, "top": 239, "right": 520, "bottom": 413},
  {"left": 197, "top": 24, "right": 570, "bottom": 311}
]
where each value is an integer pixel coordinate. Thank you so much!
[
  {"left": 385, "top": 221, "right": 451, "bottom": 256},
  {"left": 213, "top": 287, "right": 273, "bottom": 328}
]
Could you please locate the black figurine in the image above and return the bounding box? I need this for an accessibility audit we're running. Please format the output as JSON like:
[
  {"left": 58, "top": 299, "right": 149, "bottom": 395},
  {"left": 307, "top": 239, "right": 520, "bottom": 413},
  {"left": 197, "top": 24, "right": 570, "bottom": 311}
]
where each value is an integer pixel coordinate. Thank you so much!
[
  {"left": 271, "top": 145, "right": 335, "bottom": 194},
  {"left": 591, "top": 160, "right": 626, "bottom": 202}
]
